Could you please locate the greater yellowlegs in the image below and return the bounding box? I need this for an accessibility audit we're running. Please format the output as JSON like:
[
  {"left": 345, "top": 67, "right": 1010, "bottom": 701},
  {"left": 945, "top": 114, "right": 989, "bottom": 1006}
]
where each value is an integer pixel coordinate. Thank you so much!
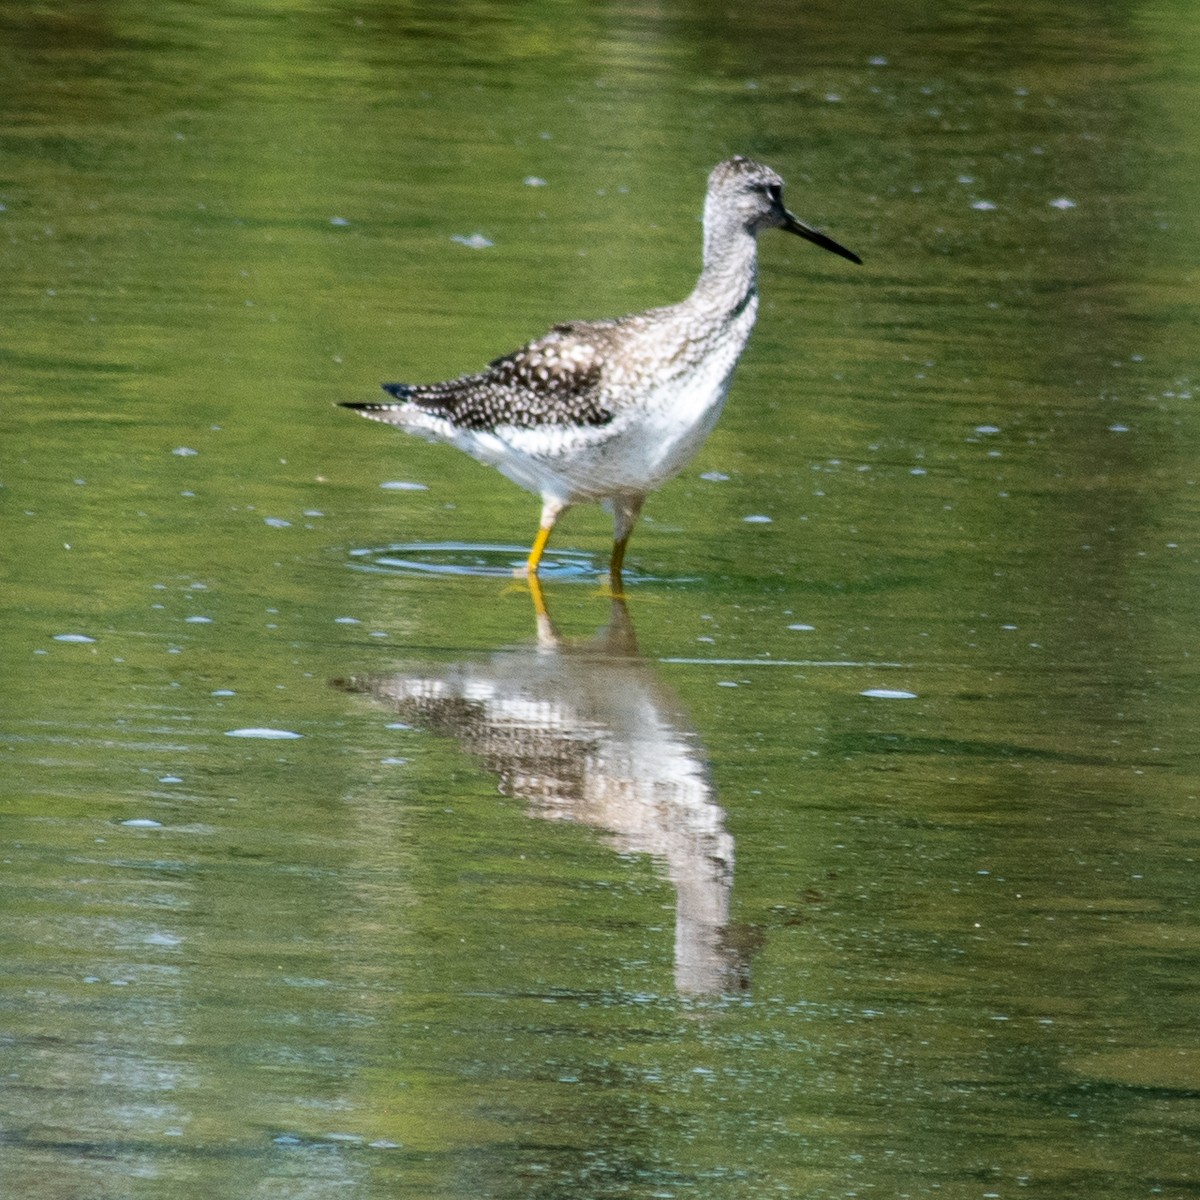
[{"left": 343, "top": 156, "right": 860, "bottom": 582}]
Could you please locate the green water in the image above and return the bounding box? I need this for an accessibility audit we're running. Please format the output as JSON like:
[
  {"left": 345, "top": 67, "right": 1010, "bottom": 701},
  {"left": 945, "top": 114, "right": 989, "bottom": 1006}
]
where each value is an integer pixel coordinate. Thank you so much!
[{"left": 3, "top": 2, "right": 1198, "bottom": 1197}]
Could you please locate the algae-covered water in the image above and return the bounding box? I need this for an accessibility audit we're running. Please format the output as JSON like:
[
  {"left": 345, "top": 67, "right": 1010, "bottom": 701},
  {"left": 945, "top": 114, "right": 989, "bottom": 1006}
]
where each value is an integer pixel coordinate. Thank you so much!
[{"left": 2, "top": 2, "right": 1198, "bottom": 1197}]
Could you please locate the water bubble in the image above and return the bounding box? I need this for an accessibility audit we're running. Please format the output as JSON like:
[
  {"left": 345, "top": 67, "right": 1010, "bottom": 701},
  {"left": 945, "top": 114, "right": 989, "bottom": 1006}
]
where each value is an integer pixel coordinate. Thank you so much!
[
  {"left": 224, "top": 728, "right": 303, "bottom": 739},
  {"left": 452, "top": 233, "right": 494, "bottom": 249}
]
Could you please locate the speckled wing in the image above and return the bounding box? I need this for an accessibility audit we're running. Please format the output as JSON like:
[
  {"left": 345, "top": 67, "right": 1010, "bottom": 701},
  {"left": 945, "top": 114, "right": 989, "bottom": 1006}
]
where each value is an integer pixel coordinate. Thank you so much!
[{"left": 350, "top": 322, "right": 617, "bottom": 433}]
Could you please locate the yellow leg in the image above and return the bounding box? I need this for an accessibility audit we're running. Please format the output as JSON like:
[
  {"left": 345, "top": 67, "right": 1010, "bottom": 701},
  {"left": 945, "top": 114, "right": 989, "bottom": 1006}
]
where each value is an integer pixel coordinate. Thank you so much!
[
  {"left": 526, "top": 569, "right": 549, "bottom": 620},
  {"left": 525, "top": 498, "right": 568, "bottom": 576},
  {"left": 526, "top": 524, "right": 553, "bottom": 575}
]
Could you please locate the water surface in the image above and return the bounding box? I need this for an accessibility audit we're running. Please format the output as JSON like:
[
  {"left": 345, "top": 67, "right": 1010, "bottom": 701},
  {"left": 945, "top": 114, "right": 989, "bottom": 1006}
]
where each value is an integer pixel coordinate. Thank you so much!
[{"left": 2, "top": 2, "right": 1198, "bottom": 1197}]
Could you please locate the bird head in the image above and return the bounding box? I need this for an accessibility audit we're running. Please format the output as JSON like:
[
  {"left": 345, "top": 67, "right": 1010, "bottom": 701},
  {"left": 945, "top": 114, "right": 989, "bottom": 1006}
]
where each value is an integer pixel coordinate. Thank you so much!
[{"left": 708, "top": 156, "right": 861, "bottom": 265}]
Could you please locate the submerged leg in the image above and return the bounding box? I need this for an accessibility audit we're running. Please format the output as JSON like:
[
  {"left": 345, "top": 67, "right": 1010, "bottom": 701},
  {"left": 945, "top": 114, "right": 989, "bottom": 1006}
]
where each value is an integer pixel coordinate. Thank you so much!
[
  {"left": 526, "top": 497, "right": 568, "bottom": 576},
  {"left": 609, "top": 495, "right": 645, "bottom": 586},
  {"left": 526, "top": 569, "right": 552, "bottom": 629}
]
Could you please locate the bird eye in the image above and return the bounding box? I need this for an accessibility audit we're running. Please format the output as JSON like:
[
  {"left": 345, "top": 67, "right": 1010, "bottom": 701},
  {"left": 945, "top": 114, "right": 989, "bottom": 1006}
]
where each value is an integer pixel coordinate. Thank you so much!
[{"left": 767, "top": 184, "right": 783, "bottom": 205}]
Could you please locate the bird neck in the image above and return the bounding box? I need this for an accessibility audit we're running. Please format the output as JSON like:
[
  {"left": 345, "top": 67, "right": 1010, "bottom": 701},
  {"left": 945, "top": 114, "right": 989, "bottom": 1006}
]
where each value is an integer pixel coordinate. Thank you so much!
[{"left": 690, "top": 216, "right": 760, "bottom": 320}]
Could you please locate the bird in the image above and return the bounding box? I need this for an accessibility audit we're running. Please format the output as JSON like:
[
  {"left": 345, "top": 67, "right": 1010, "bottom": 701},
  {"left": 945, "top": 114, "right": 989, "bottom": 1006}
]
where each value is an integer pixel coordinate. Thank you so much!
[{"left": 342, "top": 155, "right": 860, "bottom": 584}]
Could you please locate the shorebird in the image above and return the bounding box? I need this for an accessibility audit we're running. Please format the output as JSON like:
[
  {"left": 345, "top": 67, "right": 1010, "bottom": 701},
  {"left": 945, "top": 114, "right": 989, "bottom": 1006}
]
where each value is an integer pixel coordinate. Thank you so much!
[{"left": 342, "top": 156, "right": 860, "bottom": 583}]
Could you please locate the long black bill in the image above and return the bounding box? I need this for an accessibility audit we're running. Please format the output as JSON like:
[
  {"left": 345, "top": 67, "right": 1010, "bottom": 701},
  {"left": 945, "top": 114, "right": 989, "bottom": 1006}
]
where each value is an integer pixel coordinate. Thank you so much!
[{"left": 783, "top": 211, "right": 862, "bottom": 265}]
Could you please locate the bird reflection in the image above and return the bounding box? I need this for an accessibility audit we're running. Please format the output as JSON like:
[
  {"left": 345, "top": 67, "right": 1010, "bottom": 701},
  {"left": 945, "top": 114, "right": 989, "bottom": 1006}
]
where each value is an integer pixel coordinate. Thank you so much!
[{"left": 338, "top": 580, "right": 748, "bottom": 996}]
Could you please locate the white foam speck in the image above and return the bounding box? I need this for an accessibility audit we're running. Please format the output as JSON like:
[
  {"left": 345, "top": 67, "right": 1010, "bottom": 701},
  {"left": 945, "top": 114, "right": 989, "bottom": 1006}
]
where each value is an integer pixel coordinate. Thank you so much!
[
  {"left": 264, "top": 517, "right": 291, "bottom": 528},
  {"left": 122, "top": 818, "right": 163, "bottom": 828},
  {"left": 742, "top": 514, "right": 773, "bottom": 524},
  {"left": 172, "top": 447, "right": 199, "bottom": 457},
  {"left": 54, "top": 633, "right": 96, "bottom": 643},
  {"left": 452, "top": 233, "right": 494, "bottom": 249},
  {"left": 380, "top": 480, "right": 428, "bottom": 491},
  {"left": 861, "top": 688, "right": 918, "bottom": 700},
  {"left": 972, "top": 200, "right": 998, "bottom": 211},
  {"left": 1049, "top": 197, "right": 1077, "bottom": 209},
  {"left": 225, "top": 728, "right": 302, "bottom": 739}
]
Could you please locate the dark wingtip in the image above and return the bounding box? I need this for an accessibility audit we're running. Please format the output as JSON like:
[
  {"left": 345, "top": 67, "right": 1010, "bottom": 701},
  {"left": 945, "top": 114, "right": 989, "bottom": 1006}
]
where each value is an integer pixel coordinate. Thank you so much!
[{"left": 340, "top": 383, "right": 416, "bottom": 411}]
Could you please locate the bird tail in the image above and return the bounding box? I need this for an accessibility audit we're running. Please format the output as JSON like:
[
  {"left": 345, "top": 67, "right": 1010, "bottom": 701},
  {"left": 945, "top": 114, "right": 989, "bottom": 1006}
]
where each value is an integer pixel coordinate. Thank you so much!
[{"left": 340, "top": 384, "right": 419, "bottom": 426}]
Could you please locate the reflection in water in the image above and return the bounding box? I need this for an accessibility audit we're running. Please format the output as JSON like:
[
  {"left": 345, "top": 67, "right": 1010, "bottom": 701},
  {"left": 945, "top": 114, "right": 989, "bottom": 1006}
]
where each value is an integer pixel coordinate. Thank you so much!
[{"left": 339, "top": 588, "right": 747, "bottom": 996}]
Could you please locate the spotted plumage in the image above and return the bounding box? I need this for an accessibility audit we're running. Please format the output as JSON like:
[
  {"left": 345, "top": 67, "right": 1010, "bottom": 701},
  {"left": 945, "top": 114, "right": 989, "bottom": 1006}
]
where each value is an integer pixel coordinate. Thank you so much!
[
  {"left": 343, "top": 156, "right": 860, "bottom": 582},
  {"left": 378, "top": 322, "right": 613, "bottom": 431}
]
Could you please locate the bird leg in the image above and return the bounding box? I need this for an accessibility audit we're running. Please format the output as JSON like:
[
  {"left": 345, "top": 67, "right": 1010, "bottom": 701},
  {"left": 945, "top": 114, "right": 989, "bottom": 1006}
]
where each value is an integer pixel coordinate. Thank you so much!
[
  {"left": 525, "top": 570, "right": 558, "bottom": 640},
  {"left": 525, "top": 525, "right": 553, "bottom": 575},
  {"left": 525, "top": 497, "right": 568, "bottom": 576},
  {"left": 608, "top": 495, "right": 645, "bottom": 589}
]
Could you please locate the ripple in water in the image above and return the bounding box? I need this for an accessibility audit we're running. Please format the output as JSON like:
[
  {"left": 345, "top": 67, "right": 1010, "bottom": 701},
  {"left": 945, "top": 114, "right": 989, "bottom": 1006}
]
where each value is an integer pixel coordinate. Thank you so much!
[{"left": 348, "top": 542, "right": 602, "bottom": 581}]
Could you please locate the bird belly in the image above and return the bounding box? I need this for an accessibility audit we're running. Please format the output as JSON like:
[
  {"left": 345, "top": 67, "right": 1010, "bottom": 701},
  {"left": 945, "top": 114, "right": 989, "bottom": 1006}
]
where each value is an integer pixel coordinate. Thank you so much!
[
  {"left": 385, "top": 324, "right": 746, "bottom": 506},
  {"left": 504, "top": 359, "right": 737, "bottom": 502}
]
